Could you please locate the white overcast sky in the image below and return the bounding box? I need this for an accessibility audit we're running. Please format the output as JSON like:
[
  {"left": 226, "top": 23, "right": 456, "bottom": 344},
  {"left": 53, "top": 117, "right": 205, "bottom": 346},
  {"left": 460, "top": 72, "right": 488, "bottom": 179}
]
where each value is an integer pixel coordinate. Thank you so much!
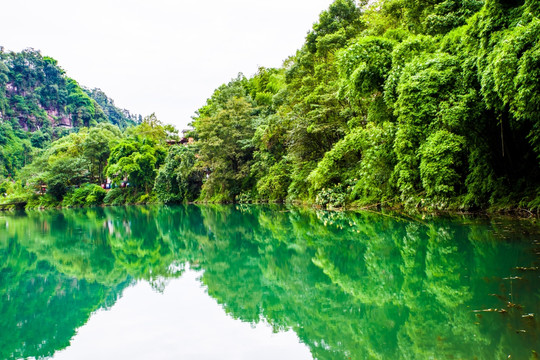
[{"left": 0, "top": 0, "right": 335, "bottom": 129}]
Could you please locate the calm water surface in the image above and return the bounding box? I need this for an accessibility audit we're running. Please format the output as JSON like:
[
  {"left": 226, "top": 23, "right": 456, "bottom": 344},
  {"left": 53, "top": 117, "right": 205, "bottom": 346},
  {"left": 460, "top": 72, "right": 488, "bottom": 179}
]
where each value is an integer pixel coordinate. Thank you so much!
[{"left": 1, "top": 205, "right": 539, "bottom": 359}]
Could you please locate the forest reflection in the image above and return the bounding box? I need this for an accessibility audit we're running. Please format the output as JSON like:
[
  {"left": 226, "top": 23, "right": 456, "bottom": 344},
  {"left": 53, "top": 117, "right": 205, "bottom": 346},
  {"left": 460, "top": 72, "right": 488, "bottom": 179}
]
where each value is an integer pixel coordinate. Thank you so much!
[{"left": 1, "top": 205, "right": 538, "bottom": 359}]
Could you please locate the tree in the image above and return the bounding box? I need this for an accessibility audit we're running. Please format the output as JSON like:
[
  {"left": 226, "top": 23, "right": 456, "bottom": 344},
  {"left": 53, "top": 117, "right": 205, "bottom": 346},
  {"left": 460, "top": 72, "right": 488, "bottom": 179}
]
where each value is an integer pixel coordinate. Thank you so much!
[
  {"left": 46, "top": 157, "right": 90, "bottom": 200},
  {"left": 154, "top": 145, "right": 202, "bottom": 203},
  {"left": 106, "top": 140, "right": 165, "bottom": 193},
  {"left": 193, "top": 85, "right": 256, "bottom": 201},
  {"left": 82, "top": 123, "right": 122, "bottom": 183}
]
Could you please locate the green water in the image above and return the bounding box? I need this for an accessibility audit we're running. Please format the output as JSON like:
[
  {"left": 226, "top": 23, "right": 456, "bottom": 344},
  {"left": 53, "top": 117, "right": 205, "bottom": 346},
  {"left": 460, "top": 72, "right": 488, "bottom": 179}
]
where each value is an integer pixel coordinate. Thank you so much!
[{"left": 1, "top": 205, "right": 539, "bottom": 359}]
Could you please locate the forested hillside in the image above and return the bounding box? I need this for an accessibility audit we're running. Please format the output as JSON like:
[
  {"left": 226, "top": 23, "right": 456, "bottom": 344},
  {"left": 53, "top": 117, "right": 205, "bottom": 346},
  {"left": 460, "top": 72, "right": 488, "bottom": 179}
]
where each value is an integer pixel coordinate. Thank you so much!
[
  {"left": 0, "top": 48, "right": 139, "bottom": 178},
  {"left": 2, "top": 0, "right": 539, "bottom": 212},
  {"left": 185, "top": 0, "right": 540, "bottom": 211}
]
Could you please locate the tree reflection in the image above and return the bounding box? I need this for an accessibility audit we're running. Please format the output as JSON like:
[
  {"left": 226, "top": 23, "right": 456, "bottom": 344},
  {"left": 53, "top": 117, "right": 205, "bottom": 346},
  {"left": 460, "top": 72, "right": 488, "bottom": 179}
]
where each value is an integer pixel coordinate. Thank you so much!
[
  {"left": 0, "top": 206, "right": 538, "bottom": 359},
  {"left": 0, "top": 235, "right": 129, "bottom": 359}
]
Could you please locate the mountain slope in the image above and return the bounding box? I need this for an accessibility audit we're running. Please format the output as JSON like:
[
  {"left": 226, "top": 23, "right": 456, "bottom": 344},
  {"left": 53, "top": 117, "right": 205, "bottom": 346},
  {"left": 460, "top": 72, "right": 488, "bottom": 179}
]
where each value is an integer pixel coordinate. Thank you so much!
[{"left": 0, "top": 48, "right": 139, "bottom": 177}]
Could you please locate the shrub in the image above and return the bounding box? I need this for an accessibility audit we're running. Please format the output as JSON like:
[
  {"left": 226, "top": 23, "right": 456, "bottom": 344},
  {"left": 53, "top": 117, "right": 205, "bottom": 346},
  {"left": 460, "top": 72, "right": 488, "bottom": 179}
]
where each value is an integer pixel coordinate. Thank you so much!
[
  {"left": 0, "top": 181, "right": 10, "bottom": 195},
  {"left": 86, "top": 185, "right": 107, "bottom": 205},
  {"left": 315, "top": 183, "right": 349, "bottom": 209},
  {"left": 136, "top": 193, "right": 152, "bottom": 204},
  {"left": 255, "top": 159, "right": 291, "bottom": 201},
  {"left": 26, "top": 193, "right": 61, "bottom": 209},
  {"left": 63, "top": 184, "right": 106, "bottom": 207},
  {"left": 236, "top": 192, "right": 253, "bottom": 203},
  {"left": 419, "top": 130, "right": 465, "bottom": 206},
  {"left": 103, "top": 187, "right": 126, "bottom": 205}
]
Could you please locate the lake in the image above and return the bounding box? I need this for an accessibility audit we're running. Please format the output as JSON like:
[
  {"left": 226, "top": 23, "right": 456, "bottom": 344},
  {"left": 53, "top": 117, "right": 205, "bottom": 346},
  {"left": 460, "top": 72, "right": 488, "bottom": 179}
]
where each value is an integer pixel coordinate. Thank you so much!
[{"left": 1, "top": 205, "right": 539, "bottom": 359}]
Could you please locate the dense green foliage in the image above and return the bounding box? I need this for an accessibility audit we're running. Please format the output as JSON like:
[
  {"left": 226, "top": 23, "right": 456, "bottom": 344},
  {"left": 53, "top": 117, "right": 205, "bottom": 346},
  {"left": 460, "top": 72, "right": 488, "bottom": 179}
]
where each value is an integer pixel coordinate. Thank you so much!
[
  {"left": 3, "top": 0, "right": 540, "bottom": 211},
  {"left": 154, "top": 145, "right": 203, "bottom": 203},
  {"left": 183, "top": 0, "right": 540, "bottom": 211},
  {"left": 0, "top": 48, "right": 139, "bottom": 179},
  {"left": 1, "top": 205, "right": 538, "bottom": 359},
  {"left": 84, "top": 87, "right": 141, "bottom": 128},
  {"left": 0, "top": 114, "right": 173, "bottom": 208}
]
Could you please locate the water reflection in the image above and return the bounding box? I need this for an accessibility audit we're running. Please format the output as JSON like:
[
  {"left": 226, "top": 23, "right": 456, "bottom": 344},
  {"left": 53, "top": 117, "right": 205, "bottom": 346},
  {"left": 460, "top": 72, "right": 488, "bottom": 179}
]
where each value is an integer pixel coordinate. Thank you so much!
[{"left": 0, "top": 205, "right": 539, "bottom": 359}]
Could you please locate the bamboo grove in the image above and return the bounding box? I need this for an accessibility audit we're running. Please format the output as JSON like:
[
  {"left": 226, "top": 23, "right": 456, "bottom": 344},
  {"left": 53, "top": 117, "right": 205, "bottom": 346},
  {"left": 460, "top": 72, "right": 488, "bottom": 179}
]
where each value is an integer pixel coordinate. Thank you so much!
[{"left": 189, "top": 0, "right": 540, "bottom": 211}]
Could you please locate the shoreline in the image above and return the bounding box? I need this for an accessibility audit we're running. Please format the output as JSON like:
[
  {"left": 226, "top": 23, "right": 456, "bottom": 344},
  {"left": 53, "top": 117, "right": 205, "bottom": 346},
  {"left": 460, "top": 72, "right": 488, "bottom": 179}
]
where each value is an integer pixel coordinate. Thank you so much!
[{"left": 1, "top": 199, "right": 538, "bottom": 220}]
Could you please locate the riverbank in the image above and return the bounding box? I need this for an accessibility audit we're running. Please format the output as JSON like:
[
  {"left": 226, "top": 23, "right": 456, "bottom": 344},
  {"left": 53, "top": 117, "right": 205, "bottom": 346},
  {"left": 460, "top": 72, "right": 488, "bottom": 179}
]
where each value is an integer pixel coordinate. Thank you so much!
[{"left": 2, "top": 193, "right": 539, "bottom": 220}]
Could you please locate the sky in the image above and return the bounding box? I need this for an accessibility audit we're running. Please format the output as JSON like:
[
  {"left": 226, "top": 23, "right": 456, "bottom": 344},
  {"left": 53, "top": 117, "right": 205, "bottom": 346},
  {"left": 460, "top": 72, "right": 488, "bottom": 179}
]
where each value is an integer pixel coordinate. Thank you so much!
[
  {"left": 53, "top": 269, "right": 312, "bottom": 360},
  {"left": 0, "top": 0, "right": 335, "bottom": 129}
]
